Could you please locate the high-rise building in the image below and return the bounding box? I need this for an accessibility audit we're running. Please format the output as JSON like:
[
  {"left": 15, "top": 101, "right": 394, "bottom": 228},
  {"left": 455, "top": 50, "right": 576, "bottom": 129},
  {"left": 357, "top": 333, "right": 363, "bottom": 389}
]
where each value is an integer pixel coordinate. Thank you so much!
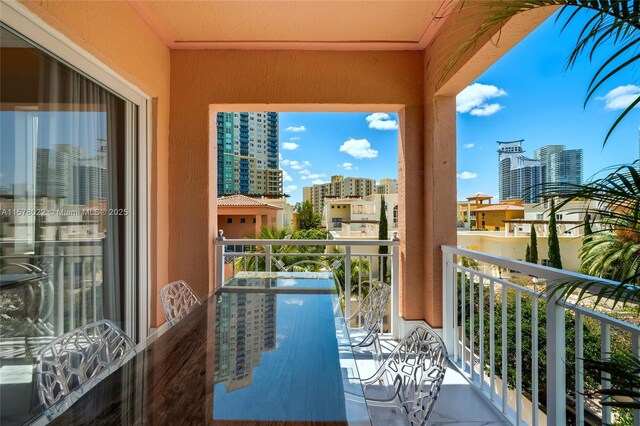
[
  {"left": 303, "top": 175, "right": 388, "bottom": 213},
  {"left": 533, "top": 144, "right": 583, "bottom": 189},
  {"left": 216, "top": 112, "right": 283, "bottom": 197},
  {"left": 498, "top": 140, "right": 543, "bottom": 204},
  {"left": 376, "top": 178, "right": 398, "bottom": 194}
]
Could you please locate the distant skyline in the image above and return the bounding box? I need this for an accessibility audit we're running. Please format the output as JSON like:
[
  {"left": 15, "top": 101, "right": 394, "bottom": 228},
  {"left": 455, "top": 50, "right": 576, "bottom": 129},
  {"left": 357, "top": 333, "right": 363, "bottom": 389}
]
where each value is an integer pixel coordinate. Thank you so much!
[
  {"left": 279, "top": 10, "right": 638, "bottom": 204},
  {"left": 456, "top": 10, "right": 638, "bottom": 201}
]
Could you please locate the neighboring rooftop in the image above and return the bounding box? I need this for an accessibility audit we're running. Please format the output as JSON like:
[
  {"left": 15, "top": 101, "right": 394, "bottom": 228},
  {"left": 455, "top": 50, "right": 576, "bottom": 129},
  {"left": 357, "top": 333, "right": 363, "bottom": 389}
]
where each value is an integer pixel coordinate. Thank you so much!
[
  {"left": 466, "top": 192, "right": 493, "bottom": 200},
  {"left": 474, "top": 204, "right": 525, "bottom": 212},
  {"left": 217, "top": 194, "right": 281, "bottom": 209}
]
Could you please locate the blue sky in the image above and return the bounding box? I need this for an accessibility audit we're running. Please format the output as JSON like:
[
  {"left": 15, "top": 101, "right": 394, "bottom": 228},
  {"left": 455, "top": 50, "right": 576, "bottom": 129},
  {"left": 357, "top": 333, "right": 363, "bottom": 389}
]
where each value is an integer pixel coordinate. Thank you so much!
[
  {"left": 278, "top": 112, "right": 399, "bottom": 203},
  {"left": 280, "top": 10, "right": 639, "bottom": 203}
]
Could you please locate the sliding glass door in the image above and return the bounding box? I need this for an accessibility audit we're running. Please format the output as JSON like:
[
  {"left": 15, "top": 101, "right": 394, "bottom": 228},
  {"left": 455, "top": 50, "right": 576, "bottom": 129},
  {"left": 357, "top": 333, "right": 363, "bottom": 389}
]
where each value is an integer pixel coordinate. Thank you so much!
[{"left": 0, "top": 24, "right": 140, "bottom": 424}]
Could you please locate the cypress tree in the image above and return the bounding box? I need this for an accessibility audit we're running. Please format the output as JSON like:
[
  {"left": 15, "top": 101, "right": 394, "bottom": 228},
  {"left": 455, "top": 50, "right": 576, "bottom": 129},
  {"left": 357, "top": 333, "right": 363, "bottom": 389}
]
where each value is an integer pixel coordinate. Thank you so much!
[
  {"left": 583, "top": 214, "right": 593, "bottom": 237},
  {"left": 548, "top": 198, "right": 563, "bottom": 269},
  {"left": 525, "top": 243, "right": 531, "bottom": 263},
  {"left": 378, "top": 196, "right": 388, "bottom": 280},
  {"left": 530, "top": 225, "right": 539, "bottom": 264}
]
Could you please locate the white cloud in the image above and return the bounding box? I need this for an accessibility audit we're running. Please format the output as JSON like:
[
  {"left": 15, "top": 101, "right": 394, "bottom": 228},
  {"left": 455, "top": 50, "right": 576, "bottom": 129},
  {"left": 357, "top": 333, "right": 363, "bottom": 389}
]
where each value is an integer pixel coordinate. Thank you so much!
[
  {"left": 282, "top": 169, "right": 293, "bottom": 182},
  {"left": 463, "top": 143, "right": 475, "bottom": 149},
  {"left": 281, "top": 142, "right": 299, "bottom": 150},
  {"left": 597, "top": 85, "right": 640, "bottom": 110},
  {"left": 299, "top": 170, "right": 326, "bottom": 180},
  {"left": 284, "top": 184, "right": 298, "bottom": 193},
  {"left": 281, "top": 159, "right": 310, "bottom": 170},
  {"left": 284, "top": 297, "right": 304, "bottom": 305},
  {"left": 290, "top": 136, "right": 300, "bottom": 141},
  {"left": 457, "top": 171, "right": 478, "bottom": 180},
  {"left": 470, "top": 103, "right": 503, "bottom": 116},
  {"left": 286, "top": 125, "right": 306, "bottom": 132},
  {"left": 339, "top": 138, "right": 378, "bottom": 159},
  {"left": 365, "top": 113, "right": 398, "bottom": 130},
  {"left": 457, "top": 83, "right": 507, "bottom": 116},
  {"left": 338, "top": 162, "right": 353, "bottom": 170},
  {"left": 312, "top": 179, "right": 325, "bottom": 185}
]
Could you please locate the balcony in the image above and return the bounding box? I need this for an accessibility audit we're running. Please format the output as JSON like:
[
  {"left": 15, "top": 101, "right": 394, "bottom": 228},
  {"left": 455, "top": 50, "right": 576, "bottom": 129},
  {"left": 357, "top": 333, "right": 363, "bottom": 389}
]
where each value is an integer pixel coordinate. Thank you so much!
[
  {"left": 212, "top": 237, "right": 640, "bottom": 425},
  {"left": 2, "top": 0, "right": 631, "bottom": 424}
]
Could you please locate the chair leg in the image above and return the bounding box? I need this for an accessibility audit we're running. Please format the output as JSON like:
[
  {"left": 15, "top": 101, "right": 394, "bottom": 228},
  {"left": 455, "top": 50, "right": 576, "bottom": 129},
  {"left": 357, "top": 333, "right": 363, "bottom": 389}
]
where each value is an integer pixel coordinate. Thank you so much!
[{"left": 373, "top": 334, "right": 383, "bottom": 367}]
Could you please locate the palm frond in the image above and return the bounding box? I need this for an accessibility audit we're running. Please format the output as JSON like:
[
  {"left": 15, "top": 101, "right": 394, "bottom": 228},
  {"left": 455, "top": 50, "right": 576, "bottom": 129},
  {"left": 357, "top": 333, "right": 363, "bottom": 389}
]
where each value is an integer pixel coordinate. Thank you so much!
[{"left": 443, "top": 1, "right": 640, "bottom": 146}]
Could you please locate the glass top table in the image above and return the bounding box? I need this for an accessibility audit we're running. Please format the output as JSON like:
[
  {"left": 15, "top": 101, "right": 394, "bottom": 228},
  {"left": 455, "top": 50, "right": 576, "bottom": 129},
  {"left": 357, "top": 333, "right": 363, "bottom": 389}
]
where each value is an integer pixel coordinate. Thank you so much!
[
  {"left": 218, "top": 271, "right": 339, "bottom": 293},
  {"left": 41, "top": 272, "right": 371, "bottom": 425}
]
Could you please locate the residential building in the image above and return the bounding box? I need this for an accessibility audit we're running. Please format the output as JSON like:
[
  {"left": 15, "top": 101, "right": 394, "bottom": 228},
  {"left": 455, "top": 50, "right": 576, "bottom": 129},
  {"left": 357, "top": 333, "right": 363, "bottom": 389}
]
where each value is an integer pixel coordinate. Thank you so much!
[
  {"left": 216, "top": 112, "right": 283, "bottom": 197},
  {"left": 303, "top": 175, "right": 377, "bottom": 213},
  {"left": 473, "top": 201, "right": 525, "bottom": 231},
  {"left": 257, "top": 196, "right": 296, "bottom": 230},
  {"left": 457, "top": 192, "right": 493, "bottom": 228},
  {"left": 533, "top": 144, "right": 583, "bottom": 189},
  {"left": 323, "top": 193, "right": 399, "bottom": 235},
  {"left": 376, "top": 178, "right": 398, "bottom": 194},
  {"left": 217, "top": 195, "right": 281, "bottom": 239},
  {"left": 498, "top": 140, "right": 543, "bottom": 203}
]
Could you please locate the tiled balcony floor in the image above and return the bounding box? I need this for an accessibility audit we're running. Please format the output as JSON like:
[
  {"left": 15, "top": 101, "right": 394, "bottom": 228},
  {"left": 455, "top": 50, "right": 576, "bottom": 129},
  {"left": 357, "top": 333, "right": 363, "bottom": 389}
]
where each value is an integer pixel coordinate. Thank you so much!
[{"left": 355, "top": 338, "right": 510, "bottom": 426}]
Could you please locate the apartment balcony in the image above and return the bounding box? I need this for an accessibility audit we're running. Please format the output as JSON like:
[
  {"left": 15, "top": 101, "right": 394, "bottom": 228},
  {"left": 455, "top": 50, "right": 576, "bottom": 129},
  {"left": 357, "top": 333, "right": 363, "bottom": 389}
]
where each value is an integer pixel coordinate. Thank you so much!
[{"left": 2, "top": 0, "right": 624, "bottom": 424}]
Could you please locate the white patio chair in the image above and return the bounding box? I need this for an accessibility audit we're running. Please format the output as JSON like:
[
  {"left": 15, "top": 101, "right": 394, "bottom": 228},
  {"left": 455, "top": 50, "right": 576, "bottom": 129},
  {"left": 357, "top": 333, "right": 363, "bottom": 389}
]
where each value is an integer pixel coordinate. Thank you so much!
[
  {"left": 361, "top": 324, "right": 448, "bottom": 426},
  {"left": 159, "top": 280, "right": 201, "bottom": 325},
  {"left": 35, "top": 320, "right": 135, "bottom": 412},
  {"left": 346, "top": 281, "right": 391, "bottom": 359}
]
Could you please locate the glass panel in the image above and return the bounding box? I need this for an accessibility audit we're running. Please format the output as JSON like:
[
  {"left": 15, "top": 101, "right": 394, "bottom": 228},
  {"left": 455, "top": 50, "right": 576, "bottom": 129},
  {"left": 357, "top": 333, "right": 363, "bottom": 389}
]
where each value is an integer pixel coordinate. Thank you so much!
[{"left": 0, "top": 24, "right": 137, "bottom": 424}]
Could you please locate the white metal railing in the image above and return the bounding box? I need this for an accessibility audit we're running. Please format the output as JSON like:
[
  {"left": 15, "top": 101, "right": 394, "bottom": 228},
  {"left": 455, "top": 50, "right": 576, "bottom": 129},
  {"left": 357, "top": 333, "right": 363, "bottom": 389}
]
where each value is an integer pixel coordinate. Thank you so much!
[
  {"left": 442, "top": 245, "right": 640, "bottom": 426},
  {"left": 215, "top": 230, "right": 401, "bottom": 337}
]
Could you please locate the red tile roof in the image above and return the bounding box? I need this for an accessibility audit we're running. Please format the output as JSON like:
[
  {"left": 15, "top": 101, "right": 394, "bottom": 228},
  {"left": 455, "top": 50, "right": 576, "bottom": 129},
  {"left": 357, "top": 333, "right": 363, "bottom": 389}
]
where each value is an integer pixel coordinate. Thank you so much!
[{"left": 217, "top": 195, "right": 281, "bottom": 209}]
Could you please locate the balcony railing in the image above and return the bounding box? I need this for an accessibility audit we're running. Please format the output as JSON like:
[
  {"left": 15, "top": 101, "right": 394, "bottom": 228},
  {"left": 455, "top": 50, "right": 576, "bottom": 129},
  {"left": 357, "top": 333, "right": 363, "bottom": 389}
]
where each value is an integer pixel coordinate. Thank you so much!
[
  {"left": 215, "top": 231, "right": 400, "bottom": 336},
  {"left": 442, "top": 245, "right": 640, "bottom": 425},
  {"left": 0, "top": 240, "right": 105, "bottom": 342}
]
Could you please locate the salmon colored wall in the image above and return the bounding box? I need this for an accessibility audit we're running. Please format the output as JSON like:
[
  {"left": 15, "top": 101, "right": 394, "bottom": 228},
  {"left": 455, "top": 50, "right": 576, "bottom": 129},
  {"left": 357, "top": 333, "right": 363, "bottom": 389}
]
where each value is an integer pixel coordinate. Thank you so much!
[
  {"left": 169, "top": 50, "right": 425, "bottom": 320},
  {"left": 21, "top": 0, "right": 172, "bottom": 327},
  {"left": 21, "top": 0, "right": 554, "bottom": 330},
  {"left": 419, "top": 5, "right": 554, "bottom": 328}
]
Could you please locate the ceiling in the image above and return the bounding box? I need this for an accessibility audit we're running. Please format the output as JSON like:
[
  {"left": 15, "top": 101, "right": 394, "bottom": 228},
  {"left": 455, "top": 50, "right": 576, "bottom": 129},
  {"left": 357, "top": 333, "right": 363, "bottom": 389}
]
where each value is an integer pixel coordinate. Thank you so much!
[{"left": 128, "top": 1, "right": 449, "bottom": 50}]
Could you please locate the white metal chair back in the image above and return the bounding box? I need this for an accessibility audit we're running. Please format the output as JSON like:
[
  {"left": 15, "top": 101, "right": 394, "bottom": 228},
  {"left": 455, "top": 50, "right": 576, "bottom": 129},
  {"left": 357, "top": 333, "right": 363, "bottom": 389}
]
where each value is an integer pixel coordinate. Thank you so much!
[
  {"left": 159, "top": 280, "right": 201, "bottom": 325},
  {"left": 347, "top": 281, "right": 390, "bottom": 348},
  {"left": 35, "top": 320, "right": 135, "bottom": 410},
  {"left": 362, "top": 324, "right": 448, "bottom": 426}
]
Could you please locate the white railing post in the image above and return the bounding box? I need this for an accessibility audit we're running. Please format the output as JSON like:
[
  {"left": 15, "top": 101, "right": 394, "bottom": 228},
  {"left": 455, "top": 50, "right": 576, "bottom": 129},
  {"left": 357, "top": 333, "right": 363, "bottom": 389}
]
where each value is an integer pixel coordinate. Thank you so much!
[
  {"left": 216, "top": 230, "right": 225, "bottom": 289},
  {"left": 391, "top": 232, "right": 400, "bottom": 339},
  {"left": 345, "top": 245, "right": 351, "bottom": 319},
  {"left": 442, "top": 248, "right": 455, "bottom": 354},
  {"left": 546, "top": 293, "right": 566, "bottom": 425},
  {"left": 265, "top": 245, "right": 271, "bottom": 273}
]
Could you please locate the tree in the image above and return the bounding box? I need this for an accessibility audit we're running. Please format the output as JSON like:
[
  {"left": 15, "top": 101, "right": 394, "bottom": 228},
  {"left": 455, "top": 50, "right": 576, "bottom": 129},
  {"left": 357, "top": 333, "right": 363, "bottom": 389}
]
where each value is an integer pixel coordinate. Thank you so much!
[
  {"left": 378, "top": 196, "right": 389, "bottom": 280},
  {"left": 447, "top": 1, "right": 640, "bottom": 412},
  {"left": 525, "top": 243, "right": 531, "bottom": 263},
  {"left": 584, "top": 214, "right": 593, "bottom": 237},
  {"left": 530, "top": 225, "right": 539, "bottom": 264},
  {"left": 297, "top": 200, "right": 321, "bottom": 230},
  {"left": 548, "top": 198, "right": 563, "bottom": 269}
]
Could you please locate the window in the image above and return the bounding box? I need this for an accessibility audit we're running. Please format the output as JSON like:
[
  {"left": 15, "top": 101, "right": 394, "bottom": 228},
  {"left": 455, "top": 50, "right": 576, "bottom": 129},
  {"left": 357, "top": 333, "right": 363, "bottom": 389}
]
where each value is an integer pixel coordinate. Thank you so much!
[
  {"left": 227, "top": 218, "right": 233, "bottom": 224},
  {"left": 252, "top": 218, "right": 256, "bottom": 223},
  {"left": 0, "top": 22, "right": 144, "bottom": 424},
  {"left": 240, "top": 218, "right": 246, "bottom": 223}
]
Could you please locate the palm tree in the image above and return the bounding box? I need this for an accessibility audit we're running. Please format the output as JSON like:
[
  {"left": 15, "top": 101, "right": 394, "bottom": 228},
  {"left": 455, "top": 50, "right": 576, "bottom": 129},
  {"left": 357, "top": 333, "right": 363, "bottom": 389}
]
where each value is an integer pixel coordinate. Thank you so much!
[
  {"left": 547, "top": 162, "right": 640, "bottom": 287},
  {"left": 446, "top": 1, "right": 640, "bottom": 413}
]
